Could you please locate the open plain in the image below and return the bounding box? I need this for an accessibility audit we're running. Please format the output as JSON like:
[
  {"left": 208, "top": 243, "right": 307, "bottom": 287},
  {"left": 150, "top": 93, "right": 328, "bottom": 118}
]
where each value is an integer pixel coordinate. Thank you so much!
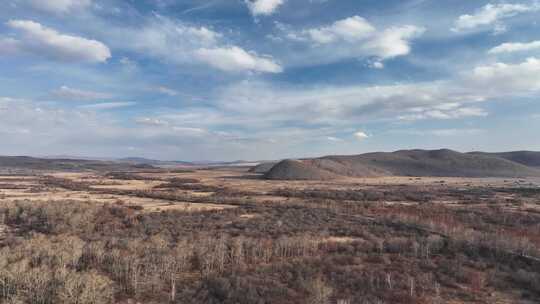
[{"left": 1, "top": 164, "right": 540, "bottom": 303}]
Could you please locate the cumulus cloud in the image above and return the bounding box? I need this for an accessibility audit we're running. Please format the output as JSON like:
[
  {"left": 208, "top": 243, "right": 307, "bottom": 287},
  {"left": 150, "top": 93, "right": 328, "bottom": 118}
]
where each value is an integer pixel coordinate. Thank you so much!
[
  {"left": 207, "top": 57, "right": 540, "bottom": 129},
  {"left": 187, "top": 56, "right": 540, "bottom": 144},
  {"left": 26, "top": 0, "right": 93, "bottom": 14},
  {"left": 354, "top": 131, "right": 369, "bottom": 140},
  {"left": 452, "top": 3, "right": 540, "bottom": 32},
  {"left": 52, "top": 86, "right": 112, "bottom": 101},
  {"left": 369, "top": 25, "right": 426, "bottom": 59},
  {"left": 5, "top": 47, "right": 536, "bottom": 159},
  {"left": 488, "top": 40, "right": 540, "bottom": 54},
  {"left": 195, "top": 46, "right": 282, "bottom": 73},
  {"left": 468, "top": 57, "right": 540, "bottom": 93},
  {"left": 305, "top": 16, "right": 376, "bottom": 44},
  {"left": 245, "top": 0, "right": 285, "bottom": 16},
  {"left": 1, "top": 20, "right": 111, "bottom": 63},
  {"left": 279, "top": 16, "right": 424, "bottom": 65}
]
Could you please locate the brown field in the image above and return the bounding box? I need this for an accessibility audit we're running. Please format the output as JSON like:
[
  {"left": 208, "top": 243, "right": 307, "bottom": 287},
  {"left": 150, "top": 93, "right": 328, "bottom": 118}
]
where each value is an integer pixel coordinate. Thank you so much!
[{"left": 1, "top": 167, "right": 540, "bottom": 303}]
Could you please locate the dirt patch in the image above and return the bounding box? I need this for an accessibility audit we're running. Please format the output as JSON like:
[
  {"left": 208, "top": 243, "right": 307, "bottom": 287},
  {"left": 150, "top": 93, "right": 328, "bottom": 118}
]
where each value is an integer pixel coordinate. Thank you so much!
[
  {"left": 141, "top": 202, "right": 236, "bottom": 213},
  {"left": 324, "top": 236, "right": 364, "bottom": 243},
  {"left": 239, "top": 214, "right": 259, "bottom": 219}
]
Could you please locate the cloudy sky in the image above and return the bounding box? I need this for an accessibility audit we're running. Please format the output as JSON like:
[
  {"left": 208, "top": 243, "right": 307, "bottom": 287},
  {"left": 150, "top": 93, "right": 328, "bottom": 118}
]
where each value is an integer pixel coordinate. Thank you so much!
[{"left": 1, "top": 0, "right": 540, "bottom": 161}]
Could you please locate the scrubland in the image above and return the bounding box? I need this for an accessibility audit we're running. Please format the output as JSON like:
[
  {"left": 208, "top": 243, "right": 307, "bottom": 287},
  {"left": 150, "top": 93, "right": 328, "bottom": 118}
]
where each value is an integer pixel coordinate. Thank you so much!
[{"left": 0, "top": 169, "right": 540, "bottom": 303}]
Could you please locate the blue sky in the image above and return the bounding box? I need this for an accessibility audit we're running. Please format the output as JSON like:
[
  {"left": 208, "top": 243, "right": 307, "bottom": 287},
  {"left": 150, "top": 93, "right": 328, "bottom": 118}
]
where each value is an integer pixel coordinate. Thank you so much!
[{"left": 1, "top": 0, "right": 540, "bottom": 161}]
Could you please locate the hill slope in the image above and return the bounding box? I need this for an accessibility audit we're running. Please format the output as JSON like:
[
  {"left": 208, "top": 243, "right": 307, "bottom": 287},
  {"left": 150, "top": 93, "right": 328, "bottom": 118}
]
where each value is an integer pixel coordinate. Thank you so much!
[
  {"left": 469, "top": 151, "right": 540, "bottom": 168},
  {"left": 249, "top": 162, "right": 278, "bottom": 174},
  {"left": 262, "top": 149, "right": 540, "bottom": 180},
  {"left": 264, "top": 160, "right": 340, "bottom": 180}
]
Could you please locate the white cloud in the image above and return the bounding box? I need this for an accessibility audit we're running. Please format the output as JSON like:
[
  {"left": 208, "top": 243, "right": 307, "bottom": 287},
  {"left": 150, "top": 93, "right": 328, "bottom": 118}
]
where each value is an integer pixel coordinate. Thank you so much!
[
  {"left": 202, "top": 57, "right": 540, "bottom": 134},
  {"left": 326, "top": 136, "right": 343, "bottom": 142},
  {"left": 108, "top": 16, "right": 219, "bottom": 62},
  {"left": 398, "top": 104, "right": 488, "bottom": 121},
  {"left": 2, "top": 20, "right": 110, "bottom": 63},
  {"left": 5, "top": 47, "right": 536, "bottom": 159},
  {"left": 211, "top": 54, "right": 540, "bottom": 128},
  {"left": 109, "top": 16, "right": 280, "bottom": 73},
  {"left": 0, "top": 98, "right": 236, "bottom": 160},
  {"left": 135, "top": 117, "right": 169, "bottom": 126},
  {"left": 452, "top": 3, "right": 540, "bottom": 32},
  {"left": 468, "top": 57, "right": 540, "bottom": 93},
  {"left": 27, "top": 0, "right": 92, "bottom": 13},
  {"left": 155, "top": 86, "right": 179, "bottom": 96},
  {"left": 171, "top": 126, "right": 207, "bottom": 136},
  {"left": 216, "top": 80, "right": 480, "bottom": 126},
  {"left": 306, "top": 16, "right": 376, "bottom": 44},
  {"left": 195, "top": 46, "right": 283, "bottom": 73},
  {"left": 78, "top": 102, "right": 135, "bottom": 110},
  {"left": 280, "top": 16, "right": 424, "bottom": 64},
  {"left": 354, "top": 131, "right": 369, "bottom": 140},
  {"left": 368, "top": 25, "right": 425, "bottom": 59},
  {"left": 391, "top": 128, "right": 485, "bottom": 137},
  {"left": 52, "top": 86, "right": 112, "bottom": 101},
  {"left": 245, "top": 0, "right": 285, "bottom": 16},
  {"left": 369, "top": 60, "right": 384, "bottom": 69},
  {"left": 488, "top": 40, "right": 540, "bottom": 54}
]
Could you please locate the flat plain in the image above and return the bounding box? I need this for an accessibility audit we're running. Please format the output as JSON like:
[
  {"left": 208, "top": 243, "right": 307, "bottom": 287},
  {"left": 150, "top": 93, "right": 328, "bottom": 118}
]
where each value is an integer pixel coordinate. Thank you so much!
[{"left": 1, "top": 167, "right": 540, "bottom": 303}]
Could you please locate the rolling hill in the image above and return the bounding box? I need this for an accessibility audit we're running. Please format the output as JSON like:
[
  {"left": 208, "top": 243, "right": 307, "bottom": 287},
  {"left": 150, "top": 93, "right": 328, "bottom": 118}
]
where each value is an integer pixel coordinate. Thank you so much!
[
  {"left": 264, "top": 159, "right": 340, "bottom": 180},
  {"left": 468, "top": 151, "right": 540, "bottom": 168},
  {"left": 249, "top": 162, "right": 278, "bottom": 174},
  {"left": 261, "top": 149, "right": 540, "bottom": 180}
]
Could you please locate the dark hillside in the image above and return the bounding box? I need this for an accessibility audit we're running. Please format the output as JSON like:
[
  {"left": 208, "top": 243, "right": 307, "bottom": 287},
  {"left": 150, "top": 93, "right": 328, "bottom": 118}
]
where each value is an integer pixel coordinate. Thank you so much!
[
  {"left": 469, "top": 151, "right": 540, "bottom": 168},
  {"left": 263, "top": 149, "right": 540, "bottom": 180},
  {"left": 249, "top": 162, "right": 277, "bottom": 173},
  {"left": 264, "top": 159, "right": 340, "bottom": 180}
]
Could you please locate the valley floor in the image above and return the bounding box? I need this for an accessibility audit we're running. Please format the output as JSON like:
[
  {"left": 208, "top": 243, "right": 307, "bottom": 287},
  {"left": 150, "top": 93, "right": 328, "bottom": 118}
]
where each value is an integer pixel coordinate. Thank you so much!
[{"left": 1, "top": 167, "right": 540, "bottom": 303}]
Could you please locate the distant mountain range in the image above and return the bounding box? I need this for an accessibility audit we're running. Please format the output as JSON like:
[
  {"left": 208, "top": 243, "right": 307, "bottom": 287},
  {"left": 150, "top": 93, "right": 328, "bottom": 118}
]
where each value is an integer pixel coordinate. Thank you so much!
[
  {"left": 117, "top": 157, "right": 193, "bottom": 166},
  {"left": 39, "top": 155, "right": 194, "bottom": 166},
  {"left": 0, "top": 155, "right": 264, "bottom": 172},
  {"left": 4, "top": 150, "right": 540, "bottom": 178},
  {"left": 259, "top": 150, "right": 540, "bottom": 180},
  {"left": 0, "top": 156, "right": 153, "bottom": 172},
  {"left": 118, "top": 158, "right": 261, "bottom": 167}
]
